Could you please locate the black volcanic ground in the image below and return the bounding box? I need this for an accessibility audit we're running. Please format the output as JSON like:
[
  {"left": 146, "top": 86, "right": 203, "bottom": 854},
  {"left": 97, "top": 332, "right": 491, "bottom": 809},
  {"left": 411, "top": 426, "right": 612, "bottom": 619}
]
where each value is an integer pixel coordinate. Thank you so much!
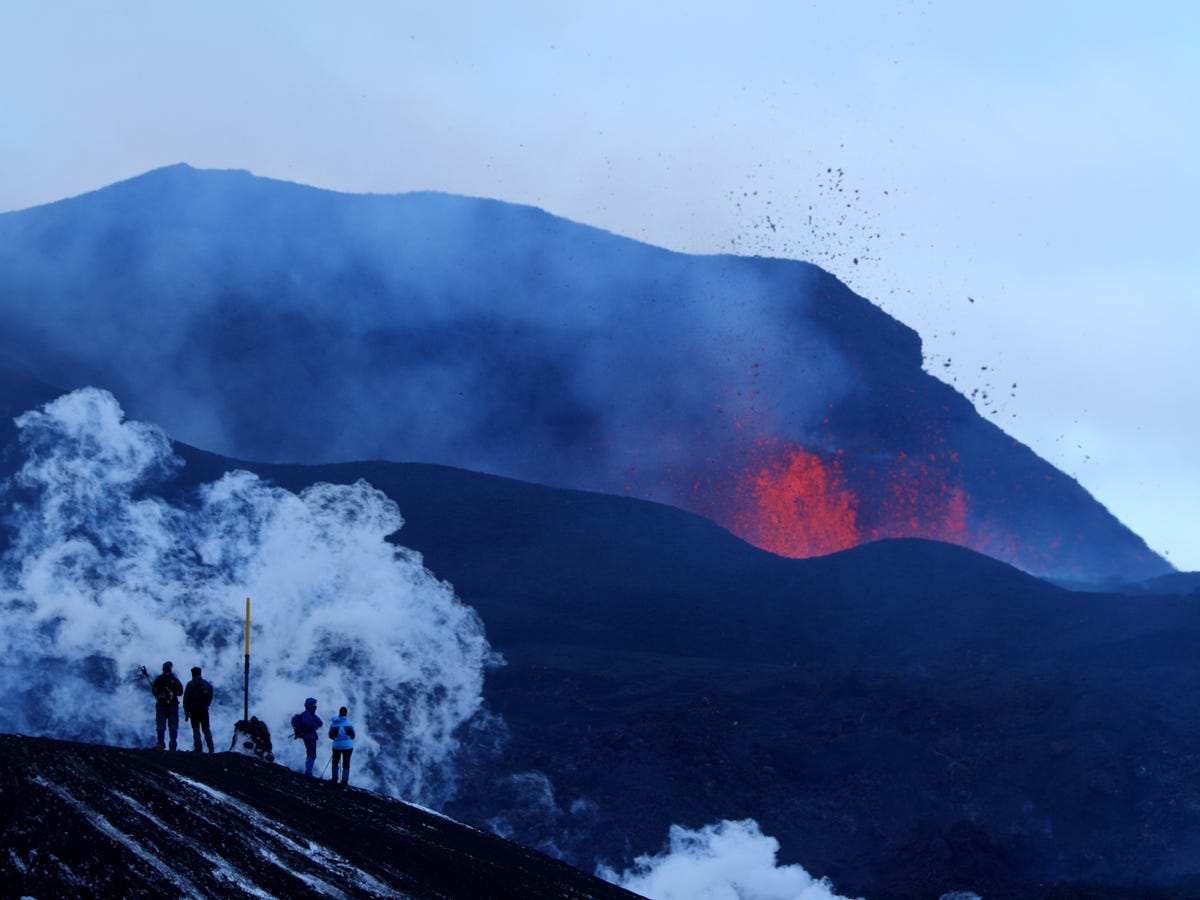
[
  {"left": 0, "top": 164, "right": 1169, "bottom": 582},
  {"left": 0, "top": 734, "right": 643, "bottom": 899}
]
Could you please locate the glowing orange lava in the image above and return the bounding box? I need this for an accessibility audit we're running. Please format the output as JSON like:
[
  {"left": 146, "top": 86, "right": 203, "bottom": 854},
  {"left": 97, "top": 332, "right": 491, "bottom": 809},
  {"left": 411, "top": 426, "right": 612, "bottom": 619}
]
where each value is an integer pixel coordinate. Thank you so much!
[
  {"left": 715, "top": 442, "right": 973, "bottom": 560},
  {"left": 729, "top": 446, "right": 859, "bottom": 557},
  {"left": 860, "top": 455, "right": 970, "bottom": 545}
]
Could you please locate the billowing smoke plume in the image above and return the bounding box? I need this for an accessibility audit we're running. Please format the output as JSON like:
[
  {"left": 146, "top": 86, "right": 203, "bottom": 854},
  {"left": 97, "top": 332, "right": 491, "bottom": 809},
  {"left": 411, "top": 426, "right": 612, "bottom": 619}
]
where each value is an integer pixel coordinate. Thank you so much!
[
  {"left": 0, "top": 388, "right": 499, "bottom": 804},
  {"left": 597, "top": 819, "right": 862, "bottom": 900}
]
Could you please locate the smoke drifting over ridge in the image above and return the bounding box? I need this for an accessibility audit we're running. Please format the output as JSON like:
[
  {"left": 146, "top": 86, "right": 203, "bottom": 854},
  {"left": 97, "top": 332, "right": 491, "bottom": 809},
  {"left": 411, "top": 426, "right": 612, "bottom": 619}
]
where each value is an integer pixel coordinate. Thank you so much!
[
  {"left": 0, "top": 165, "right": 1170, "bottom": 582},
  {"left": 0, "top": 388, "right": 498, "bottom": 804},
  {"left": 0, "top": 164, "right": 851, "bottom": 485}
]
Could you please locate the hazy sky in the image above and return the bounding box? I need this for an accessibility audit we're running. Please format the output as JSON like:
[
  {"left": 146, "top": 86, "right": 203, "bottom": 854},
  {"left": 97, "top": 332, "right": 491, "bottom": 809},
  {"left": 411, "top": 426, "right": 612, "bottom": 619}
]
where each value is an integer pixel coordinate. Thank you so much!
[{"left": 3, "top": 2, "right": 1196, "bottom": 570}]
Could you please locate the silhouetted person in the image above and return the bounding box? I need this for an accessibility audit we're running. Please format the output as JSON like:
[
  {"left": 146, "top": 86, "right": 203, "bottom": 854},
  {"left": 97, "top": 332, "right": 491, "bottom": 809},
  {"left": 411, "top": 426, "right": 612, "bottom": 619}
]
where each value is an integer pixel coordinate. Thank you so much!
[
  {"left": 327, "top": 706, "right": 356, "bottom": 787},
  {"left": 183, "top": 665, "right": 215, "bottom": 753},
  {"left": 152, "top": 661, "right": 183, "bottom": 751},
  {"left": 294, "top": 697, "right": 323, "bottom": 777}
]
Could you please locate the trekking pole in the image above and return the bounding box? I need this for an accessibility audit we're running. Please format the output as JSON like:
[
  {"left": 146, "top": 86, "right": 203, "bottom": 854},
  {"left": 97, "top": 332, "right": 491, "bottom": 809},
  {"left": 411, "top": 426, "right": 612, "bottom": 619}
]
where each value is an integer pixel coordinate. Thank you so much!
[{"left": 319, "top": 756, "right": 331, "bottom": 779}]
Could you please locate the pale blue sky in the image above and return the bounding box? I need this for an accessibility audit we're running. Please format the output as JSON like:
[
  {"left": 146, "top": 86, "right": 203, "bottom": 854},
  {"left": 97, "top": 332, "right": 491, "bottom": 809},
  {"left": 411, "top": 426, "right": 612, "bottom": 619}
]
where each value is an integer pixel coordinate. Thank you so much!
[{"left": 3, "top": 1, "right": 1197, "bottom": 569}]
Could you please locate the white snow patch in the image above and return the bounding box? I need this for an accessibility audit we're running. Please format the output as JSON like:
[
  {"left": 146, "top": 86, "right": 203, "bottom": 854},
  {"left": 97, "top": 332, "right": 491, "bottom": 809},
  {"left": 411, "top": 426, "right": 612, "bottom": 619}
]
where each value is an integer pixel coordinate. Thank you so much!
[
  {"left": 169, "top": 773, "right": 405, "bottom": 898},
  {"left": 403, "top": 799, "right": 477, "bottom": 827},
  {"left": 32, "top": 776, "right": 203, "bottom": 900},
  {"left": 109, "top": 788, "right": 275, "bottom": 898}
]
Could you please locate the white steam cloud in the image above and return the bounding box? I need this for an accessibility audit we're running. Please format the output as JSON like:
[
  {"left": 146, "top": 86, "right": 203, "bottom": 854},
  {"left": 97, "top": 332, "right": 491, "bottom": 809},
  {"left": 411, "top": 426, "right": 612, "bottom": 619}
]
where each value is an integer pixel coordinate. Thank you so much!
[
  {"left": 597, "top": 819, "right": 863, "bottom": 900},
  {"left": 0, "top": 388, "right": 499, "bottom": 804}
]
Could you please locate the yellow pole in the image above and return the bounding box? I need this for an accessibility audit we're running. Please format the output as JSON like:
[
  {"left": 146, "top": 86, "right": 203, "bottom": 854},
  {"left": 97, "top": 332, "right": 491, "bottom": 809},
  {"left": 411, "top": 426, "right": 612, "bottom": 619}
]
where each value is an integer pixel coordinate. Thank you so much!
[{"left": 243, "top": 597, "right": 250, "bottom": 721}]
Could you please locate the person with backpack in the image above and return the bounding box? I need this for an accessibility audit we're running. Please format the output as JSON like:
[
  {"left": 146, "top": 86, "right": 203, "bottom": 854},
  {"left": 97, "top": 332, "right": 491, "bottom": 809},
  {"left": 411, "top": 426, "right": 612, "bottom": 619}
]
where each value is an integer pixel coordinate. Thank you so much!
[
  {"left": 151, "top": 661, "right": 184, "bottom": 751},
  {"left": 292, "top": 697, "right": 323, "bottom": 777},
  {"left": 183, "top": 665, "right": 215, "bottom": 753},
  {"left": 230, "top": 715, "right": 274, "bottom": 760},
  {"left": 327, "top": 706, "right": 356, "bottom": 787}
]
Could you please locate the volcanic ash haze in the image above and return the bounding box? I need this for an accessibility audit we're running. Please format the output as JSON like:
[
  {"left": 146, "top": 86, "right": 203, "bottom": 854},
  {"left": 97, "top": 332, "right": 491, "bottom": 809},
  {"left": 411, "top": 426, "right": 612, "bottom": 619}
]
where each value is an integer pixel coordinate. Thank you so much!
[{"left": 0, "top": 164, "right": 1170, "bottom": 582}]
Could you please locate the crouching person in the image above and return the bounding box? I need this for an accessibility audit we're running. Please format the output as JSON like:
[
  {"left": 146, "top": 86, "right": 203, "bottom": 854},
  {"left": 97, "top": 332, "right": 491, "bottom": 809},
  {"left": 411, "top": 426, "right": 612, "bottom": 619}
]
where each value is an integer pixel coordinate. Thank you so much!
[{"left": 328, "top": 706, "right": 356, "bottom": 787}]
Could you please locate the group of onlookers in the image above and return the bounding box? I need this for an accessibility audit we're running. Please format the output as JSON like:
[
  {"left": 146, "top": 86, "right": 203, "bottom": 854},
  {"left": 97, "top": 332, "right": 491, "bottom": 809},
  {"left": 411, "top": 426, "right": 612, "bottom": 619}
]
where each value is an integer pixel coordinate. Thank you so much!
[{"left": 148, "top": 660, "right": 357, "bottom": 786}]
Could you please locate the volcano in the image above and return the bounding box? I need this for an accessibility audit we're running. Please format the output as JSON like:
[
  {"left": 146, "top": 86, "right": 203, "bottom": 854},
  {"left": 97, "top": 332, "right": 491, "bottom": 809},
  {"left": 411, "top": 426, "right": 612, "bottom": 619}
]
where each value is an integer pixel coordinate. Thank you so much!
[
  {"left": 0, "top": 165, "right": 1169, "bottom": 582},
  {"left": 1, "top": 376, "right": 1198, "bottom": 898}
]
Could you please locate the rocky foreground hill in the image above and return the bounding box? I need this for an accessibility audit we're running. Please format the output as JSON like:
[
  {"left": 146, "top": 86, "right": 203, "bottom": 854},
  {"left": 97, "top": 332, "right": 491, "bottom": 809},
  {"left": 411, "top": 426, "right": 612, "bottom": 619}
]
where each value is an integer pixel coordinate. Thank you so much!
[{"left": 0, "top": 733, "right": 642, "bottom": 899}]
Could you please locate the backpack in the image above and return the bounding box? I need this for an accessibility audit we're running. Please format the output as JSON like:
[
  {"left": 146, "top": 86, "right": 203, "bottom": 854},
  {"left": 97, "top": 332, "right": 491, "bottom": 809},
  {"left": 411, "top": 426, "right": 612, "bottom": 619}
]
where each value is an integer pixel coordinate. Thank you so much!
[
  {"left": 193, "top": 680, "right": 213, "bottom": 707},
  {"left": 292, "top": 713, "right": 304, "bottom": 738},
  {"left": 153, "top": 675, "right": 177, "bottom": 705}
]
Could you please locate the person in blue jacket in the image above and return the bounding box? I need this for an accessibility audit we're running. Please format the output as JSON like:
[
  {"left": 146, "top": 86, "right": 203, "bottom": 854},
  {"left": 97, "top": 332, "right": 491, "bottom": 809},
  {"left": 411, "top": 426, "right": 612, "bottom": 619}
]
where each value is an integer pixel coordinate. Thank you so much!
[
  {"left": 294, "top": 697, "right": 323, "bottom": 776},
  {"left": 327, "top": 706, "right": 356, "bottom": 787}
]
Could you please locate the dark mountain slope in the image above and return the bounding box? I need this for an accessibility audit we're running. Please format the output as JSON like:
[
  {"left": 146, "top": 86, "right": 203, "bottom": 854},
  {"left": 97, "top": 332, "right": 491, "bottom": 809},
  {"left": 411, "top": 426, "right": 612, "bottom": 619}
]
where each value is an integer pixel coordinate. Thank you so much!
[
  {"left": 180, "top": 449, "right": 1200, "bottom": 899},
  {"left": 0, "top": 166, "right": 1168, "bottom": 582},
  {"left": 0, "top": 734, "right": 643, "bottom": 899},
  {"left": 242, "top": 453, "right": 1189, "bottom": 668}
]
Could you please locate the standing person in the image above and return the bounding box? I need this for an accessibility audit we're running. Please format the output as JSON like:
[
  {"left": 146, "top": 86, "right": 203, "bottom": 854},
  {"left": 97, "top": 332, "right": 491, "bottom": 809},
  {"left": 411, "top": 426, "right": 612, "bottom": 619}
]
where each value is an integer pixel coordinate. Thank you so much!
[
  {"left": 183, "top": 666, "right": 215, "bottom": 753},
  {"left": 292, "top": 697, "right": 323, "bottom": 777},
  {"left": 152, "top": 661, "right": 184, "bottom": 751},
  {"left": 327, "top": 706, "right": 356, "bottom": 787}
]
